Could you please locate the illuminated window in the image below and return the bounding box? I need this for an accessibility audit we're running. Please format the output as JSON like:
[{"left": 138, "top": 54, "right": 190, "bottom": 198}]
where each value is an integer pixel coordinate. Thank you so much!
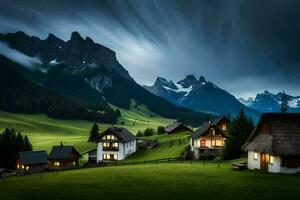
[
  {"left": 200, "top": 140, "right": 205, "bottom": 147},
  {"left": 112, "top": 142, "right": 119, "bottom": 148},
  {"left": 21, "top": 165, "right": 24, "bottom": 169},
  {"left": 254, "top": 152, "right": 258, "bottom": 160},
  {"left": 73, "top": 161, "right": 76, "bottom": 166},
  {"left": 54, "top": 162, "right": 60, "bottom": 166},
  {"left": 103, "top": 142, "right": 109, "bottom": 147},
  {"left": 26, "top": 166, "right": 29, "bottom": 171},
  {"left": 17, "top": 164, "right": 20, "bottom": 169},
  {"left": 103, "top": 154, "right": 109, "bottom": 160},
  {"left": 111, "top": 135, "right": 115, "bottom": 140},
  {"left": 269, "top": 156, "right": 274, "bottom": 165},
  {"left": 216, "top": 140, "right": 223, "bottom": 146},
  {"left": 222, "top": 124, "right": 227, "bottom": 131},
  {"left": 212, "top": 140, "right": 216, "bottom": 146},
  {"left": 107, "top": 135, "right": 111, "bottom": 140},
  {"left": 113, "top": 154, "right": 118, "bottom": 160}
]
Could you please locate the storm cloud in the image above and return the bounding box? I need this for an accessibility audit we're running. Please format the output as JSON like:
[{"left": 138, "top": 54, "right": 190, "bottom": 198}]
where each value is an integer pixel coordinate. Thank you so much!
[{"left": 0, "top": 0, "right": 300, "bottom": 98}]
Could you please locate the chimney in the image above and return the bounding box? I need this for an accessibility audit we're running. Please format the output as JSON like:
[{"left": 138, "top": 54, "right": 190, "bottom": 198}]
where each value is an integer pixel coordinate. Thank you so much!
[{"left": 60, "top": 141, "right": 63, "bottom": 148}]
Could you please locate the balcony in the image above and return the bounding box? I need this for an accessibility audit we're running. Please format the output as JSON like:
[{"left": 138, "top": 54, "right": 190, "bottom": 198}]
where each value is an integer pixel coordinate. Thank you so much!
[{"left": 103, "top": 147, "right": 119, "bottom": 151}]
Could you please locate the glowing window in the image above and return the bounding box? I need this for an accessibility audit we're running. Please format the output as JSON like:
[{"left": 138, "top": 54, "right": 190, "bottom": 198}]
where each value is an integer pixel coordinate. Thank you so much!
[
  {"left": 269, "top": 156, "right": 274, "bottom": 165},
  {"left": 17, "top": 164, "right": 20, "bottom": 169},
  {"left": 21, "top": 165, "right": 24, "bottom": 169},
  {"left": 113, "top": 154, "right": 118, "bottom": 160},
  {"left": 222, "top": 124, "right": 227, "bottom": 131},
  {"left": 112, "top": 142, "right": 119, "bottom": 148},
  {"left": 103, "top": 142, "right": 109, "bottom": 147},
  {"left": 54, "top": 162, "right": 60, "bottom": 166},
  {"left": 73, "top": 161, "right": 76, "bottom": 166},
  {"left": 26, "top": 166, "right": 29, "bottom": 171},
  {"left": 216, "top": 140, "right": 223, "bottom": 146},
  {"left": 200, "top": 140, "right": 205, "bottom": 147},
  {"left": 254, "top": 152, "right": 258, "bottom": 160},
  {"left": 107, "top": 135, "right": 111, "bottom": 140}
]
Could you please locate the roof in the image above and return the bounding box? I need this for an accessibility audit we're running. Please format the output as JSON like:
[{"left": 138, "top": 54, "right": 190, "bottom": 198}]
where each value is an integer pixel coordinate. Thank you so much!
[
  {"left": 191, "top": 124, "right": 225, "bottom": 139},
  {"left": 164, "top": 121, "right": 191, "bottom": 133},
  {"left": 18, "top": 151, "right": 48, "bottom": 165},
  {"left": 203, "top": 116, "right": 229, "bottom": 126},
  {"left": 48, "top": 145, "right": 81, "bottom": 160},
  {"left": 242, "top": 113, "right": 300, "bottom": 156},
  {"left": 95, "top": 127, "right": 137, "bottom": 143}
]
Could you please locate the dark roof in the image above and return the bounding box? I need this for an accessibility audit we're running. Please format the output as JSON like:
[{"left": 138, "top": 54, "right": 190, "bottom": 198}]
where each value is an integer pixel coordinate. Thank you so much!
[
  {"left": 48, "top": 145, "right": 81, "bottom": 160},
  {"left": 18, "top": 151, "right": 48, "bottom": 165},
  {"left": 203, "top": 116, "right": 229, "bottom": 126},
  {"left": 95, "top": 127, "right": 137, "bottom": 143},
  {"left": 242, "top": 113, "right": 300, "bottom": 156},
  {"left": 191, "top": 124, "right": 225, "bottom": 139},
  {"left": 165, "top": 121, "right": 191, "bottom": 133}
]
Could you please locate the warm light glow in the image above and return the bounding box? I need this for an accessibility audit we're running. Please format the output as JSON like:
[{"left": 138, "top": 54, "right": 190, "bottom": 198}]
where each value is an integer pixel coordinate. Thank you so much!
[
  {"left": 54, "top": 162, "right": 60, "bottom": 166},
  {"left": 200, "top": 140, "right": 205, "bottom": 147},
  {"left": 73, "top": 161, "right": 76, "bottom": 166},
  {"left": 269, "top": 156, "right": 274, "bottom": 164},
  {"left": 216, "top": 140, "right": 223, "bottom": 146},
  {"left": 113, "top": 154, "right": 118, "bottom": 160},
  {"left": 103, "top": 142, "right": 108, "bottom": 147},
  {"left": 254, "top": 152, "right": 258, "bottom": 160},
  {"left": 26, "top": 166, "right": 29, "bottom": 171},
  {"left": 21, "top": 165, "right": 24, "bottom": 169},
  {"left": 107, "top": 135, "right": 111, "bottom": 140},
  {"left": 222, "top": 124, "right": 226, "bottom": 131},
  {"left": 112, "top": 142, "right": 119, "bottom": 148},
  {"left": 17, "top": 164, "right": 20, "bottom": 169}
]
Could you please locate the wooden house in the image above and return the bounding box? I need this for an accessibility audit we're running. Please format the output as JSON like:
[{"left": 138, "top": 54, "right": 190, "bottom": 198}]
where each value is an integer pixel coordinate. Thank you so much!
[
  {"left": 48, "top": 143, "right": 81, "bottom": 170},
  {"left": 190, "top": 116, "right": 229, "bottom": 158},
  {"left": 242, "top": 113, "right": 300, "bottom": 174},
  {"left": 165, "top": 121, "right": 192, "bottom": 134},
  {"left": 16, "top": 151, "right": 48, "bottom": 176},
  {"left": 94, "top": 127, "right": 137, "bottom": 162}
]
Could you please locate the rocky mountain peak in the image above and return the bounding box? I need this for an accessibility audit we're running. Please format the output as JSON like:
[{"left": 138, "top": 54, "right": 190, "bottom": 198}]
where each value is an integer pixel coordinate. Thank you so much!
[
  {"left": 70, "top": 31, "right": 84, "bottom": 42},
  {"left": 177, "top": 74, "right": 198, "bottom": 88},
  {"left": 199, "top": 76, "right": 206, "bottom": 83},
  {"left": 155, "top": 77, "right": 178, "bottom": 90}
]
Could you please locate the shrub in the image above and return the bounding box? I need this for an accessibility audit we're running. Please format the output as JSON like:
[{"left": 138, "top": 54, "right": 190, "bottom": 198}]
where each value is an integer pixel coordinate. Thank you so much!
[
  {"left": 157, "top": 126, "right": 166, "bottom": 135},
  {"left": 144, "top": 128, "right": 155, "bottom": 136},
  {"left": 136, "top": 130, "right": 143, "bottom": 137}
]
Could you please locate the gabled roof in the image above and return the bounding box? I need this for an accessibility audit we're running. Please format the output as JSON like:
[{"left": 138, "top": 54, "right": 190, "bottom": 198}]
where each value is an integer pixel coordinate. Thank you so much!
[
  {"left": 18, "top": 151, "right": 48, "bottom": 165},
  {"left": 95, "top": 127, "right": 137, "bottom": 143},
  {"left": 164, "top": 121, "right": 191, "bottom": 133},
  {"left": 203, "top": 116, "right": 229, "bottom": 126},
  {"left": 191, "top": 124, "right": 225, "bottom": 139},
  {"left": 242, "top": 113, "right": 300, "bottom": 156},
  {"left": 48, "top": 145, "right": 81, "bottom": 160}
]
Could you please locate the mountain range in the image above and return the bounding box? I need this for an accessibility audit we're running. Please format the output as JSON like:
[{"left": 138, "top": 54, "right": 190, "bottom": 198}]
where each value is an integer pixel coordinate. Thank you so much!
[
  {"left": 0, "top": 31, "right": 208, "bottom": 125},
  {"left": 239, "top": 91, "right": 300, "bottom": 113},
  {"left": 144, "top": 75, "right": 260, "bottom": 121}
]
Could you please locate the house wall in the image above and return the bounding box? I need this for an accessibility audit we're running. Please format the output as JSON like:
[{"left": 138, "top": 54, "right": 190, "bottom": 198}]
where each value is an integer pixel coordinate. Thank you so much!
[
  {"left": 268, "top": 156, "right": 281, "bottom": 173},
  {"left": 124, "top": 140, "right": 136, "bottom": 156},
  {"left": 97, "top": 142, "right": 125, "bottom": 162},
  {"left": 247, "top": 151, "right": 260, "bottom": 170},
  {"left": 16, "top": 159, "right": 47, "bottom": 175}
]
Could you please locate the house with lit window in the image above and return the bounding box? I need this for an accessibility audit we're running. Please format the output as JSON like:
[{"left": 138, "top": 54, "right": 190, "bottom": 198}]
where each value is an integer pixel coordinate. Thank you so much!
[
  {"left": 16, "top": 151, "right": 48, "bottom": 176},
  {"left": 190, "top": 116, "right": 229, "bottom": 159},
  {"left": 48, "top": 143, "right": 81, "bottom": 170},
  {"left": 242, "top": 113, "right": 300, "bottom": 174},
  {"left": 94, "top": 127, "right": 137, "bottom": 162}
]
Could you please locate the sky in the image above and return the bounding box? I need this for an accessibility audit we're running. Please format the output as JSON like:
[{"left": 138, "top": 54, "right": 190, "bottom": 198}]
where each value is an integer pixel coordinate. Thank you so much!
[{"left": 0, "top": 0, "right": 300, "bottom": 98}]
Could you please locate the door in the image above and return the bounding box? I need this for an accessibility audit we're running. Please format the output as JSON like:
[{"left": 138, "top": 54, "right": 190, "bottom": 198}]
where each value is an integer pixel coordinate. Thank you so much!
[{"left": 260, "top": 154, "right": 269, "bottom": 171}]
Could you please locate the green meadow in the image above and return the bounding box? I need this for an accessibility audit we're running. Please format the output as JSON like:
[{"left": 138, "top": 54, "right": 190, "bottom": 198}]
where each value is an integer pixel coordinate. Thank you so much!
[
  {"left": 1, "top": 163, "right": 299, "bottom": 200},
  {"left": 0, "top": 102, "right": 172, "bottom": 153}
]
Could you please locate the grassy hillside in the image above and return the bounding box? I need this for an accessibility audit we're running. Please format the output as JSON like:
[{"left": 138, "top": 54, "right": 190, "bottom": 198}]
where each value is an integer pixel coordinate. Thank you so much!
[
  {"left": 126, "top": 132, "right": 190, "bottom": 162},
  {"left": 0, "top": 102, "right": 172, "bottom": 153},
  {"left": 1, "top": 163, "right": 299, "bottom": 200}
]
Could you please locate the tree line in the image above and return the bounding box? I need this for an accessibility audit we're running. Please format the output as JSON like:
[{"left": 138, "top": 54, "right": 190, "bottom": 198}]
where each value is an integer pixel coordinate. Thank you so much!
[{"left": 0, "top": 128, "right": 32, "bottom": 169}]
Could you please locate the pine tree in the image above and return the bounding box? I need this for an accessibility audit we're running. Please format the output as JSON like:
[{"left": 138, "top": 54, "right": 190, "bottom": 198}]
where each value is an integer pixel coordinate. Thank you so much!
[
  {"left": 223, "top": 109, "right": 254, "bottom": 160},
  {"left": 23, "top": 135, "right": 32, "bottom": 151},
  {"left": 88, "top": 123, "right": 99, "bottom": 143}
]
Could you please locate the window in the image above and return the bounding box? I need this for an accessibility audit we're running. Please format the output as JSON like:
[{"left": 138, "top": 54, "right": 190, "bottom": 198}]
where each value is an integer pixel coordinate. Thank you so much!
[
  {"left": 200, "top": 140, "right": 206, "bottom": 147},
  {"left": 222, "top": 124, "right": 227, "bottom": 131},
  {"left": 210, "top": 128, "right": 216, "bottom": 135},
  {"left": 107, "top": 135, "right": 111, "bottom": 140},
  {"left": 254, "top": 152, "right": 258, "bottom": 160},
  {"left": 54, "top": 162, "right": 60, "bottom": 166},
  {"left": 269, "top": 156, "right": 274, "bottom": 165},
  {"left": 113, "top": 154, "right": 118, "bottom": 160},
  {"left": 216, "top": 140, "right": 223, "bottom": 146},
  {"left": 103, "top": 142, "right": 109, "bottom": 147},
  {"left": 212, "top": 140, "right": 216, "bottom": 146},
  {"left": 73, "top": 161, "right": 76, "bottom": 166},
  {"left": 103, "top": 154, "right": 109, "bottom": 160},
  {"left": 21, "top": 165, "right": 24, "bottom": 169},
  {"left": 26, "top": 166, "right": 29, "bottom": 171},
  {"left": 112, "top": 142, "right": 119, "bottom": 148},
  {"left": 17, "top": 164, "right": 20, "bottom": 169}
]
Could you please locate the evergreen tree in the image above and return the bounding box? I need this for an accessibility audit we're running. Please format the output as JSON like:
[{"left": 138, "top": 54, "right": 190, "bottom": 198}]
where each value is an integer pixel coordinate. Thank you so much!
[
  {"left": 88, "top": 123, "right": 99, "bottom": 142},
  {"left": 223, "top": 109, "right": 254, "bottom": 160},
  {"left": 144, "top": 128, "right": 155, "bottom": 136},
  {"left": 157, "top": 126, "right": 166, "bottom": 135},
  {"left": 23, "top": 135, "right": 32, "bottom": 151},
  {"left": 136, "top": 130, "right": 143, "bottom": 137}
]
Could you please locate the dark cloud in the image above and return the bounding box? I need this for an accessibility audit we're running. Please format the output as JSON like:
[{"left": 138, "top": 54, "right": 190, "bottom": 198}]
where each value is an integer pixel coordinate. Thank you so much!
[{"left": 0, "top": 0, "right": 300, "bottom": 97}]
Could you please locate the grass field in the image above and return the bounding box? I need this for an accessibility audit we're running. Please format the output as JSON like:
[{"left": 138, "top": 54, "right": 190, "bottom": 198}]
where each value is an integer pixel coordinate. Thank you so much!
[
  {"left": 0, "top": 163, "right": 299, "bottom": 200},
  {"left": 126, "top": 132, "right": 190, "bottom": 161},
  {"left": 0, "top": 102, "right": 172, "bottom": 153}
]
